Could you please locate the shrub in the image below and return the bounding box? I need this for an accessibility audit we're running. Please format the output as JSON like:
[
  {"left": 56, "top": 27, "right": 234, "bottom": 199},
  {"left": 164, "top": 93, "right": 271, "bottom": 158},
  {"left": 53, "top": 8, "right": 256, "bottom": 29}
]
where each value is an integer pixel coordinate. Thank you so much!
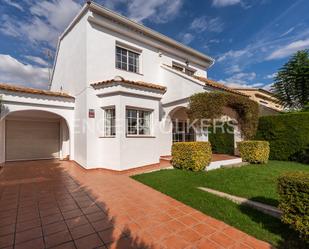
[
  {"left": 237, "top": 140, "right": 270, "bottom": 164},
  {"left": 255, "top": 112, "right": 309, "bottom": 163},
  {"left": 278, "top": 172, "right": 309, "bottom": 242},
  {"left": 188, "top": 92, "right": 259, "bottom": 139},
  {"left": 209, "top": 123, "right": 235, "bottom": 155},
  {"left": 172, "top": 142, "right": 212, "bottom": 171}
]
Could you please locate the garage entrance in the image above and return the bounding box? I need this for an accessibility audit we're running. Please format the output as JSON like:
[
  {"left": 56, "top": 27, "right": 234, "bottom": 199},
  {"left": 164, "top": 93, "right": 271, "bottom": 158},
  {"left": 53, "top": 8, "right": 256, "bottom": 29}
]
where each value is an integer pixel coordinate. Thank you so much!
[{"left": 4, "top": 110, "right": 70, "bottom": 161}]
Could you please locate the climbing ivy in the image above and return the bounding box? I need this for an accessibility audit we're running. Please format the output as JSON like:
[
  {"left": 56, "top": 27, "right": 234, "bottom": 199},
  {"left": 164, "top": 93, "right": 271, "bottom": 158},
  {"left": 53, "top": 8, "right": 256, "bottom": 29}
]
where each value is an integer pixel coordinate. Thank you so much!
[{"left": 187, "top": 92, "right": 259, "bottom": 139}]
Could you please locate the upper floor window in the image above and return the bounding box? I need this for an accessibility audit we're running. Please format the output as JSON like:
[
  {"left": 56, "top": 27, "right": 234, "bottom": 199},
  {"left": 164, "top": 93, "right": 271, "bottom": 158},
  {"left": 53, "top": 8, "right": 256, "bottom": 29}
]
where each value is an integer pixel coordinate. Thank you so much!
[
  {"left": 126, "top": 108, "right": 151, "bottom": 136},
  {"left": 116, "top": 46, "right": 140, "bottom": 73},
  {"left": 172, "top": 61, "right": 196, "bottom": 76}
]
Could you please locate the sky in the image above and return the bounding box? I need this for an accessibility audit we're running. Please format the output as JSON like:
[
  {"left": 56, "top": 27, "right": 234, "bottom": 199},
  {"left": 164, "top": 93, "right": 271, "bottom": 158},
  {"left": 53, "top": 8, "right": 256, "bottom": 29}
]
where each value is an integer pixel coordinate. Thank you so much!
[{"left": 0, "top": 0, "right": 308, "bottom": 89}]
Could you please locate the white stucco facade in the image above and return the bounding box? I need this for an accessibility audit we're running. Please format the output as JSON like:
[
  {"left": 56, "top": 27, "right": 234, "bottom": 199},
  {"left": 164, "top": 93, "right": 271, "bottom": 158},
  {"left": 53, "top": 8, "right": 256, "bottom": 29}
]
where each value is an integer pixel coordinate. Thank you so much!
[{"left": 0, "top": 2, "right": 244, "bottom": 170}]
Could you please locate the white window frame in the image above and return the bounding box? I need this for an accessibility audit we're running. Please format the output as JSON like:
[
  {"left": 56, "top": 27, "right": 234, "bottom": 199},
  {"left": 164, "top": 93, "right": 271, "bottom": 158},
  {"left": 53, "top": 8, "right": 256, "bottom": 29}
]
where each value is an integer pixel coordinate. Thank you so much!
[
  {"left": 116, "top": 45, "right": 141, "bottom": 74},
  {"left": 103, "top": 107, "right": 116, "bottom": 137},
  {"left": 126, "top": 108, "right": 153, "bottom": 137}
]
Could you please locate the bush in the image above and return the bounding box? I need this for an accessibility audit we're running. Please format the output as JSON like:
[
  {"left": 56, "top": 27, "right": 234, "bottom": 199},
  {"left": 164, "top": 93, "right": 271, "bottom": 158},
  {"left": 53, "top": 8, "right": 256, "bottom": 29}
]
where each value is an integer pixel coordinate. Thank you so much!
[
  {"left": 278, "top": 172, "right": 309, "bottom": 242},
  {"left": 172, "top": 142, "right": 212, "bottom": 171},
  {"left": 255, "top": 112, "right": 309, "bottom": 163},
  {"left": 237, "top": 141, "right": 270, "bottom": 164},
  {"left": 209, "top": 123, "right": 235, "bottom": 155}
]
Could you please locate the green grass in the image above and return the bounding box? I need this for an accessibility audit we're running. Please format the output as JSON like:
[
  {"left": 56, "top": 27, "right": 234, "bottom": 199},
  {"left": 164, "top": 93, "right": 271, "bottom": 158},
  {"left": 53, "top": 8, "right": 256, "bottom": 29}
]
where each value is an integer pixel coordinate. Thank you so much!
[{"left": 132, "top": 161, "right": 309, "bottom": 248}]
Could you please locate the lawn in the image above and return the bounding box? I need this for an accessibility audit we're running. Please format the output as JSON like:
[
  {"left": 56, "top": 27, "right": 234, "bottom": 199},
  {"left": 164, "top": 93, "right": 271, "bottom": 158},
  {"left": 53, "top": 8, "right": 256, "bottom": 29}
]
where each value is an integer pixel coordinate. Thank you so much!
[{"left": 132, "top": 161, "right": 308, "bottom": 248}]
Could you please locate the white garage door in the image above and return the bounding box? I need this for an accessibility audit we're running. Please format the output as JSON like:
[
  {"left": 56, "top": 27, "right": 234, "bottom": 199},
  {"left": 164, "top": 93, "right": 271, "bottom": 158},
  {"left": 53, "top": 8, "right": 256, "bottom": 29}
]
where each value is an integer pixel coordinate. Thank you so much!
[{"left": 6, "top": 120, "right": 60, "bottom": 161}]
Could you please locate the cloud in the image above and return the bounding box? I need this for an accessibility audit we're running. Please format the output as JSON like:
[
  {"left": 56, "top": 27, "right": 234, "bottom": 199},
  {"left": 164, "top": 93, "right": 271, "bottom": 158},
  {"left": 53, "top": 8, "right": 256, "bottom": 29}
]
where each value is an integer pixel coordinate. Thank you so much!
[
  {"left": 24, "top": 56, "right": 49, "bottom": 67},
  {"left": 217, "top": 49, "right": 251, "bottom": 62},
  {"left": 225, "top": 72, "right": 257, "bottom": 84},
  {"left": 265, "top": 73, "right": 277, "bottom": 79},
  {"left": 190, "top": 16, "right": 224, "bottom": 33},
  {"left": 104, "top": 0, "right": 183, "bottom": 23},
  {"left": 280, "top": 27, "right": 295, "bottom": 37},
  {"left": 226, "top": 65, "right": 242, "bottom": 74},
  {"left": 2, "top": 0, "right": 24, "bottom": 11},
  {"left": 179, "top": 33, "right": 194, "bottom": 45},
  {"left": 0, "top": 54, "right": 49, "bottom": 88},
  {"left": 267, "top": 38, "right": 309, "bottom": 60},
  {"left": 0, "top": 0, "right": 81, "bottom": 46},
  {"left": 212, "top": 0, "right": 241, "bottom": 7}
]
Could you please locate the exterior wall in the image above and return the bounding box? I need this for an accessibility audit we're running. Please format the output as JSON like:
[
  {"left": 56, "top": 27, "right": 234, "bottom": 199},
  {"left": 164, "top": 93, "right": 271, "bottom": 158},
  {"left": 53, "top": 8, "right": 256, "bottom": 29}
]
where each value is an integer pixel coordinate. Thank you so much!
[
  {"left": 49, "top": 7, "right": 214, "bottom": 170},
  {"left": 0, "top": 119, "right": 5, "bottom": 164},
  {"left": 86, "top": 12, "right": 206, "bottom": 86},
  {"left": 51, "top": 13, "right": 88, "bottom": 167},
  {"left": 235, "top": 89, "right": 283, "bottom": 112}
]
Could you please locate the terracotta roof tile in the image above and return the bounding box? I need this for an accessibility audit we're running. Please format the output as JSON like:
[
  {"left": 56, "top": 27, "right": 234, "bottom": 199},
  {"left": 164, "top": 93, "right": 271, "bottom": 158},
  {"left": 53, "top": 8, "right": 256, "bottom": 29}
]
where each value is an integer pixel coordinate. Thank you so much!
[
  {"left": 91, "top": 77, "right": 167, "bottom": 92},
  {"left": 192, "top": 76, "right": 249, "bottom": 97},
  {"left": 0, "top": 83, "right": 74, "bottom": 99},
  {"left": 163, "top": 64, "right": 248, "bottom": 97}
]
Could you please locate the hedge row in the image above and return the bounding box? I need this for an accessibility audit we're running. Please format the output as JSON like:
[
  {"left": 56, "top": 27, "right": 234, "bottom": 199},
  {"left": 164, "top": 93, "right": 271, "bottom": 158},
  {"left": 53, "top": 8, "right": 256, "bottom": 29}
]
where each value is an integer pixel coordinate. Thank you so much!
[
  {"left": 278, "top": 172, "right": 309, "bottom": 242},
  {"left": 171, "top": 142, "right": 212, "bottom": 171},
  {"left": 255, "top": 112, "right": 309, "bottom": 163},
  {"left": 238, "top": 141, "right": 270, "bottom": 164}
]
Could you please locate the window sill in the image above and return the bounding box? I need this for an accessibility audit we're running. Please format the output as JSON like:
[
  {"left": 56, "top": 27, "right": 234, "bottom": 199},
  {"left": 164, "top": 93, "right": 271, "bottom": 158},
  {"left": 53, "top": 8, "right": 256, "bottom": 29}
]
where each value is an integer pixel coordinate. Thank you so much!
[
  {"left": 99, "top": 136, "right": 116, "bottom": 138},
  {"left": 115, "top": 67, "right": 144, "bottom": 76},
  {"left": 126, "top": 135, "right": 156, "bottom": 138}
]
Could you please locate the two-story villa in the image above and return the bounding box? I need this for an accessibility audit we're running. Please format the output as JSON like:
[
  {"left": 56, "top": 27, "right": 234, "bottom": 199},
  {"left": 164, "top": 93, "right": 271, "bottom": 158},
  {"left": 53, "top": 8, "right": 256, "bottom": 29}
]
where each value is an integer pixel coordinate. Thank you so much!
[{"left": 0, "top": 1, "right": 245, "bottom": 170}]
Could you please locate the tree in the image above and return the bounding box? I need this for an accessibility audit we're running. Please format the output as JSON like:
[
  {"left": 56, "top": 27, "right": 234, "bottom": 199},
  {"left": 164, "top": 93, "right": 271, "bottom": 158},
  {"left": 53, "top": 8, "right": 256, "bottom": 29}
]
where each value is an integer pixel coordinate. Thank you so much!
[{"left": 272, "top": 50, "right": 309, "bottom": 110}]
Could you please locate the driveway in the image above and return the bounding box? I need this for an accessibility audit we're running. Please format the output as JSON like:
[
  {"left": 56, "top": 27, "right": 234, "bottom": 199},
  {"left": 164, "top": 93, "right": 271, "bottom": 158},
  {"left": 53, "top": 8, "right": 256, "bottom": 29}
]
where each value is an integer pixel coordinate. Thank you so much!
[{"left": 0, "top": 160, "right": 272, "bottom": 249}]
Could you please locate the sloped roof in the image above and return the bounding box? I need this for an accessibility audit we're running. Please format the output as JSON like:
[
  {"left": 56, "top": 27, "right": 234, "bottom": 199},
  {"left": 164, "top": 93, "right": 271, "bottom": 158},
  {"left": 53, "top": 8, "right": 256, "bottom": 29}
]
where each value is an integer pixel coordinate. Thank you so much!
[
  {"left": 193, "top": 76, "right": 249, "bottom": 97},
  {"left": 91, "top": 78, "right": 167, "bottom": 92},
  {"left": 0, "top": 83, "right": 74, "bottom": 99}
]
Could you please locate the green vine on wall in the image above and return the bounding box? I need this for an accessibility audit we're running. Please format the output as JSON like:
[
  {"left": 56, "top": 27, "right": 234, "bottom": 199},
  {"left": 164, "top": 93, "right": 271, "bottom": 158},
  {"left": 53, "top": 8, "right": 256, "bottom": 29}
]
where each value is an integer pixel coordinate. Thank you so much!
[{"left": 187, "top": 92, "right": 259, "bottom": 139}]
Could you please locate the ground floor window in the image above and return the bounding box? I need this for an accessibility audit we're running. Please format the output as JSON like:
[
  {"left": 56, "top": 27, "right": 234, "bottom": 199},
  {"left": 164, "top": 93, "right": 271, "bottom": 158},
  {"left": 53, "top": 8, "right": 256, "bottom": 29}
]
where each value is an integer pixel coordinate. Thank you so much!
[
  {"left": 172, "top": 121, "right": 195, "bottom": 143},
  {"left": 126, "top": 109, "right": 151, "bottom": 136},
  {"left": 104, "top": 107, "right": 116, "bottom": 137}
]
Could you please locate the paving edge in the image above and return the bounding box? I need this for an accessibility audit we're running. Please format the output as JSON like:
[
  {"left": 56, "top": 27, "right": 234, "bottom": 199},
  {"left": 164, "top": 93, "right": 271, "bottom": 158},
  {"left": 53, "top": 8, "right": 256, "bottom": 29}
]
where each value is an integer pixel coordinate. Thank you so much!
[{"left": 198, "top": 187, "right": 282, "bottom": 218}]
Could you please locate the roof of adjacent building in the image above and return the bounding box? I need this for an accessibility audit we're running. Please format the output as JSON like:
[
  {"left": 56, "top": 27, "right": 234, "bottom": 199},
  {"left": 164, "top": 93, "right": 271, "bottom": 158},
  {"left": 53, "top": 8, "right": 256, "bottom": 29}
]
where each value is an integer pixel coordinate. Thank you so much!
[
  {"left": 192, "top": 76, "right": 249, "bottom": 97},
  {"left": 91, "top": 77, "right": 167, "bottom": 92},
  {"left": 0, "top": 83, "right": 74, "bottom": 99}
]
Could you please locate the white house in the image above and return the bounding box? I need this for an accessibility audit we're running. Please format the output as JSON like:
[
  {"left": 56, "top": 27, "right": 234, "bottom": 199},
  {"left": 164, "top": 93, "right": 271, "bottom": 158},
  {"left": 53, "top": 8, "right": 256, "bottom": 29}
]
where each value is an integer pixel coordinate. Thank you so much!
[{"left": 0, "top": 1, "right": 246, "bottom": 171}]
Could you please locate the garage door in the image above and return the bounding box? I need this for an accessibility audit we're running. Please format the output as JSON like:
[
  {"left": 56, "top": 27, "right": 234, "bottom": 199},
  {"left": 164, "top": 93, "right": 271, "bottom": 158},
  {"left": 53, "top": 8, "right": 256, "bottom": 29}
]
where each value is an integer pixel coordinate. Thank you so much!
[{"left": 6, "top": 120, "right": 60, "bottom": 161}]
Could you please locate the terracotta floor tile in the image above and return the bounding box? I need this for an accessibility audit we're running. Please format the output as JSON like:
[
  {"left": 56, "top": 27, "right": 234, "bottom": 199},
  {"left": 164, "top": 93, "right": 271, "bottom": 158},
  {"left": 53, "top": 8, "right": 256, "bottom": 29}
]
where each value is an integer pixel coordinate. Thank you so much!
[
  {"left": 195, "top": 238, "right": 222, "bottom": 249},
  {"left": 62, "top": 209, "right": 83, "bottom": 220},
  {"left": 0, "top": 224, "right": 15, "bottom": 237},
  {"left": 98, "top": 226, "right": 127, "bottom": 244},
  {"left": 210, "top": 232, "right": 236, "bottom": 248},
  {"left": 74, "top": 233, "right": 104, "bottom": 249},
  {"left": 43, "top": 220, "right": 68, "bottom": 236},
  {"left": 49, "top": 241, "right": 77, "bottom": 249},
  {"left": 14, "top": 237, "right": 45, "bottom": 249},
  {"left": 177, "top": 215, "right": 200, "bottom": 227},
  {"left": 192, "top": 223, "right": 217, "bottom": 237},
  {"left": 0, "top": 233, "right": 14, "bottom": 248},
  {"left": 15, "top": 226, "right": 42, "bottom": 244},
  {"left": 161, "top": 234, "right": 189, "bottom": 249},
  {"left": 70, "top": 223, "right": 95, "bottom": 240},
  {"left": 65, "top": 216, "right": 89, "bottom": 229},
  {"left": 0, "top": 160, "right": 273, "bottom": 249},
  {"left": 44, "top": 230, "right": 72, "bottom": 248},
  {"left": 178, "top": 228, "right": 202, "bottom": 243}
]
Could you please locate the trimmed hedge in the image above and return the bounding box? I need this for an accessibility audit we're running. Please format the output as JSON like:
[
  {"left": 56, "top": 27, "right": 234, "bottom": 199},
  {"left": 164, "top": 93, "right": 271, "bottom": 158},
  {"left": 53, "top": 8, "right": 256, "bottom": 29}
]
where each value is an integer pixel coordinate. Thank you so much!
[
  {"left": 208, "top": 123, "right": 235, "bottom": 155},
  {"left": 172, "top": 142, "right": 212, "bottom": 171},
  {"left": 237, "top": 141, "right": 270, "bottom": 164},
  {"left": 278, "top": 172, "right": 309, "bottom": 242},
  {"left": 255, "top": 112, "right": 309, "bottom": 163}
]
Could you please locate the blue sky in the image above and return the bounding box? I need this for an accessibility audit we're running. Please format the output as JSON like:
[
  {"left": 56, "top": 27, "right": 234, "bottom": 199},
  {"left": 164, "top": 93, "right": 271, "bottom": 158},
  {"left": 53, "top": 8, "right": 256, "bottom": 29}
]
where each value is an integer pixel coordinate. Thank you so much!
[{"left": 0, "top": 0, "right": 308, "bottom": 89}]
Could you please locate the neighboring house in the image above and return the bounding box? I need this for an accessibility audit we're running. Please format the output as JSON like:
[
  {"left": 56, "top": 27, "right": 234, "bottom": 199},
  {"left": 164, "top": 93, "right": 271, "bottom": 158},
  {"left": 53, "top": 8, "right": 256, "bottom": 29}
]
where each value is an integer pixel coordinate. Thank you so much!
[
  {"left": 232, "top": 88, "right": 284, "bottom": 115},
  {"left": 0, "top": 1, "right": 247, "bottom": 170}
]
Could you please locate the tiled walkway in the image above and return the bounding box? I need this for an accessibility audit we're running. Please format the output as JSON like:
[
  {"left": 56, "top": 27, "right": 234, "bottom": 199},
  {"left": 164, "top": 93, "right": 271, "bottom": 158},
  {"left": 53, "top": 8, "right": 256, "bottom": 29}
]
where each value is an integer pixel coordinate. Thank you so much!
[{"left": 0, "top": 160, "right": 273, "bottom": 249}]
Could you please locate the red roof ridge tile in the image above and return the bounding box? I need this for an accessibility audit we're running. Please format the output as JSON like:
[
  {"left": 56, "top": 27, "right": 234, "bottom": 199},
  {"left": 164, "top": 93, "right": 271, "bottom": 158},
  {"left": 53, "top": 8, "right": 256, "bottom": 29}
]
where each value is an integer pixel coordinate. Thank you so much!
[{"left": 0, "top": 83, "right": 74, "bottom": 99}]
